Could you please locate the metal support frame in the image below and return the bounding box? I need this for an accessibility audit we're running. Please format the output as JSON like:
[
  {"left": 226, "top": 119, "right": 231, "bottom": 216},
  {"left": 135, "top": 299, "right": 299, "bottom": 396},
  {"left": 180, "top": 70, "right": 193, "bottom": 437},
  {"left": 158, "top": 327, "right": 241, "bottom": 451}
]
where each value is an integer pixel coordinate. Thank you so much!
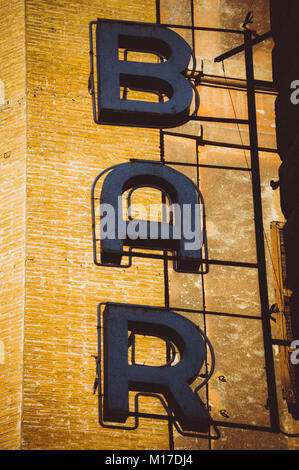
[
  {"left": 90, "top": 0, "right": 285, "bottom": 449},
  {"left": 243, "top": 29, "right": 280, "bottom": 432}
]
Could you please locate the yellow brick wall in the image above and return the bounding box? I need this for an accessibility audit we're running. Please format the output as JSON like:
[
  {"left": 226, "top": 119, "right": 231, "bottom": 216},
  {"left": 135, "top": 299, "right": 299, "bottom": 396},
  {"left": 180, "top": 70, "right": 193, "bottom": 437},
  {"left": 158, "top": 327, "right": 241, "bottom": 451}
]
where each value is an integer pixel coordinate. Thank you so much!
[
  {"left": 0, "top": 0, "right": 26, "bottom": 450},
  {"left": 22, "top": 0, "right": 169, "bottom": 450},
  {"left": 1, "top": 0, "right": 298, "bottom": 451}
]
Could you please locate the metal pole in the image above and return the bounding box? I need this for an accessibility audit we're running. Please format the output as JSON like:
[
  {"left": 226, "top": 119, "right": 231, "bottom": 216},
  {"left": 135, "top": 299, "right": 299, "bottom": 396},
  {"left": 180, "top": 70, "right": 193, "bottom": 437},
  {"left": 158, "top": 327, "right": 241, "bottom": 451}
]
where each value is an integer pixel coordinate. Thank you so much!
[{"left": 244, "top": 29, "right": 280, "bottom": 432}]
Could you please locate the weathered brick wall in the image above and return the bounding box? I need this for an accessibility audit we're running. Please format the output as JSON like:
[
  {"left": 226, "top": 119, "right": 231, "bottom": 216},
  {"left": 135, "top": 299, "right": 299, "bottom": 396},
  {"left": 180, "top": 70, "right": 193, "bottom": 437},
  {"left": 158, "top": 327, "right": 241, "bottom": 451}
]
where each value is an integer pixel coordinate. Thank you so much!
[
  {"left": 1, "top": 0, "right": 298, "bottom": 450},
  {"left": 0, "top": 0, "right": 26, "bottom": 450},
  {"left": 22, "top": 0, "right": 170, "bottom": 450}
]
